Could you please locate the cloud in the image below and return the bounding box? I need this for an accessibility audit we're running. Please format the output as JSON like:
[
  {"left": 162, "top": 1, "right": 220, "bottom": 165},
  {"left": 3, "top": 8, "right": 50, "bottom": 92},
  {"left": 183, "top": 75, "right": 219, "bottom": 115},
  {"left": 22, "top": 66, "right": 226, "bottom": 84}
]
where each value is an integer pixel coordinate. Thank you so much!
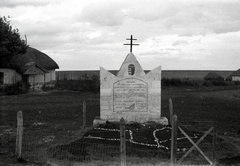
[
  {"left": 124, "top": 0, "right": 180, "bottom": 22},
  {"left": 172, "top": 40, "right": 189, "bottom": 46},
  {"left": 1, "top": 0, "right": 240, "bottom": 70},
  {"left": 164, "top": 1, "right": 240, "bottom": 35},
  {"left": 0, "top": 0, "right": 65, "bottom": 7},
  {"left": 120, "top": 0, "right": 240, "bottom": 36},
  {"left": 3, "top": 2, "right": 98, "bottom": 50},
  {"left": 79, "top": 1, "right": 126, "bottom": 26}
]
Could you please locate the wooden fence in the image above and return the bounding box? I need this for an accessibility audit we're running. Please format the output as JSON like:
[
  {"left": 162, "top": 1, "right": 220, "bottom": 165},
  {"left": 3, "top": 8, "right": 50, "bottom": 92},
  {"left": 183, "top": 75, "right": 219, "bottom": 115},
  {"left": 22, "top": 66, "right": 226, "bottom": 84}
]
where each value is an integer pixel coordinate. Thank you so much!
[
  {"left": 14, "top": 100, "right": 217, "bottom": 166},
  {"left": 169, "top": 98, "right": 217, "bottom": 166},
  {"left": 120, "top": 118, "right": 126, "bottom": 166},
  {"left": 16, "top": 110, "right": 23, "bottom": 159}
]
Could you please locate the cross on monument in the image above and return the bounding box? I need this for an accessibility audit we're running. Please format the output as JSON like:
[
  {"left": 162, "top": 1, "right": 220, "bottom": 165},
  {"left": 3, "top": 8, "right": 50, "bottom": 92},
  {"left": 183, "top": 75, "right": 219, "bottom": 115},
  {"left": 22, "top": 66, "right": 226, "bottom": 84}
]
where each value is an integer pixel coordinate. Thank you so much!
[{"left": 123, "top": 35, "right": 139, "bottom": 52}]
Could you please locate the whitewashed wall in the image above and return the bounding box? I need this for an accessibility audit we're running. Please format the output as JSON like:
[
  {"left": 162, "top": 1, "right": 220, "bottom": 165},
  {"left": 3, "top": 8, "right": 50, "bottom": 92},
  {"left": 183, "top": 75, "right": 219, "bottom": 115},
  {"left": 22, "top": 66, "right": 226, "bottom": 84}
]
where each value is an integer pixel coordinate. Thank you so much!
[
  {"left": 0, "top": 68, "right": 22, "bottom": 84},
  {"left": 28, "top": 70, "right": 56, "bottom": 84},
  {"left": 232, "top": 76, "right": 240, "bottom": 81},
  {"left": 0, "top": 68, "right": 56, "bottom": 90},
  {"left": 28, "top": 74, "right": 44, "bottom": 89},
  {"left": 28, "top": 70, "right": 56, "bottom": 90},
  {"left": 45, "top": 70, "right": 56, "bottom": 82}
]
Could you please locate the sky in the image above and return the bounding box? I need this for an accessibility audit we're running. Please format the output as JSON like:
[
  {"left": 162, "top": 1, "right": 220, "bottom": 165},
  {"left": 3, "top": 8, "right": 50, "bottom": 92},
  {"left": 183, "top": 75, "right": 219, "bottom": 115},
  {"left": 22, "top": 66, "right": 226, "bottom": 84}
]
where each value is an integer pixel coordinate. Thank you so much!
[{"left": 1, "top": 0, "right": 240, "bottom": 71}]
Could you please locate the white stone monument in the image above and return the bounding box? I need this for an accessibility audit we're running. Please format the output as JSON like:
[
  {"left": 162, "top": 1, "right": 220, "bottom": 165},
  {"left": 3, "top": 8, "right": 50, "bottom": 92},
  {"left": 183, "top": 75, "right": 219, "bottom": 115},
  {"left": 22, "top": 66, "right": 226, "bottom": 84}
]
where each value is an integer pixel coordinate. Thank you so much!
[{"left": 94, "top": 36, "right": 167, "bottom": 125}]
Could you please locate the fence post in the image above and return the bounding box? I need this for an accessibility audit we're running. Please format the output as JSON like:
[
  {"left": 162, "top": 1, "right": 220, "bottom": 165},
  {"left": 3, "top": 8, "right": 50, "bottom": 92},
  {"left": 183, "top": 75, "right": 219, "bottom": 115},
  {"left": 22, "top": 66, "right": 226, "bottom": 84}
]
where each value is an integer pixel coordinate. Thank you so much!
[
  {"left": 16, "top": 110, "right": 23, "bottom": 159},
  {"left": 82, "top": 101, "right": 86, "bottom": 129},
  {"left": 212, "top": 124, "right": 217, "bottom": 166},
  {"left": 170, "top": 115, "right": 178, "bottom": 166},
  {"left": 120, "top": 118, "right": 126, "bottom": 166},
  {"left": 169, "top": 98, "right": 173, "bottom": 126}
]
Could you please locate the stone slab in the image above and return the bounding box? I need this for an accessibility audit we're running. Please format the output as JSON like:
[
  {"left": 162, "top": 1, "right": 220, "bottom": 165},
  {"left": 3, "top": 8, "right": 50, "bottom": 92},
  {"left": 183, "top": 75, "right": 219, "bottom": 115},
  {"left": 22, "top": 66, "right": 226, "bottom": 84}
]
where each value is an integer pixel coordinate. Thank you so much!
[{"left": 99, "top": 52, "right": 163, "bottom": 123}]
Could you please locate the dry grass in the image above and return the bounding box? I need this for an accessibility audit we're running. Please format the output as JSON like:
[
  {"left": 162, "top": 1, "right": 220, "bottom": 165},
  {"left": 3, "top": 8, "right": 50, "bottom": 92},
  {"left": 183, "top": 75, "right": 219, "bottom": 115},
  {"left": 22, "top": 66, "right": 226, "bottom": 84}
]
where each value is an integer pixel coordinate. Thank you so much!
[{"left": 1, "top": 86, "right": 240, "bottom": 165}]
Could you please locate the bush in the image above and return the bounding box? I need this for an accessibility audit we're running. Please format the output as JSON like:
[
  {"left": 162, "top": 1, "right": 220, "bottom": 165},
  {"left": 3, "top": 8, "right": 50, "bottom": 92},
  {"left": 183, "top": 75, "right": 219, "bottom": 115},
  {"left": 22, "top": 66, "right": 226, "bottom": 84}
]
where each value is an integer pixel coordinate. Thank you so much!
[
  {"left": 161, "top": 78, "right": 182, "bottom": 87},
  {"left": 42, "top": 81, "right": 56, "bottom": 91},
  {"left": 0, "top": 85, "right": 5, "bottom": 93},
  {"left": 203, "top": 79, "right": 226, "bottom": 87},
  {"left": 55, "top": 76, "right": 100, "bottom": 93},
  {"left": 212, "top": 79, "right": 226, "bottom": 86},
  {"left": 161, "top": 78, "right": 201, "bottom": 87},
  {"left": 4, "top": 81, "right": 26, "bottom": 95},
  {"left": 202, "top": 81, "right": 212, "bottom": 87},
  {"left": 55, "top": 80, "right": 83, "bottom": 91},
  {"left": 234, "top": 81, "right": 240, "bottom": 85}
]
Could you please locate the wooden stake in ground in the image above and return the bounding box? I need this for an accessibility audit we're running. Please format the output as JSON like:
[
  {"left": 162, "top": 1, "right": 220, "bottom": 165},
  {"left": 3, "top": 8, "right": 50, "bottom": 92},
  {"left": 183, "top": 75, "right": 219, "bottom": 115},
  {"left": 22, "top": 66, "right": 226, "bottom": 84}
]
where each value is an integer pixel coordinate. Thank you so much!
[
  {"left": 212, "top": 125, "right": 217, "bottom": 166},
  {"left": 120, "top": 118, "right": 126, "bottom": 166},
  {"left": 170, "top": 115, "right": 178, "bottom": 166},
  {"left": 82, "top": 101, "right": 86, "bottom": 128},
  {"left": 169, "top": 98, "right": 173, "bottom": 126},
  {"left": 16, "top": 110, "right": 23, "bottom": 159}
]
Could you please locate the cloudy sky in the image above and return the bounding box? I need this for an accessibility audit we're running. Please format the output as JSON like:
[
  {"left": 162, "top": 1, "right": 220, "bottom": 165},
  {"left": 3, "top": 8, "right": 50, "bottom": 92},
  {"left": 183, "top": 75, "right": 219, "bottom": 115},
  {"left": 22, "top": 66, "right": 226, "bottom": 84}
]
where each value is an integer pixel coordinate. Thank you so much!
[{"left": 1, "top": 0, "right": 240, "bottom": 70}]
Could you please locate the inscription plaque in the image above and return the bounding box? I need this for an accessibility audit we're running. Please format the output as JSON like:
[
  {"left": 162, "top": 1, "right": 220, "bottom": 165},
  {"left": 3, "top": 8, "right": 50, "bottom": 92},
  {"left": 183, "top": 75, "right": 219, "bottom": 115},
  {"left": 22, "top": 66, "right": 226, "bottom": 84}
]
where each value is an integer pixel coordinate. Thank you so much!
[{"left": 113, "top": 78, "right": 148, "bottom": 112}]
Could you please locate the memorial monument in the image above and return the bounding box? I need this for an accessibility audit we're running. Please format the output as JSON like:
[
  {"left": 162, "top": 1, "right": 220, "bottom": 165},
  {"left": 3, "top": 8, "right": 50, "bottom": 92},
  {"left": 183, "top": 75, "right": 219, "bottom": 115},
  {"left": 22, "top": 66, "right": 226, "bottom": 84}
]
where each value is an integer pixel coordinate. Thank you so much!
[{"left": 94, "top": 35, "right": 167, "bottom": 125}]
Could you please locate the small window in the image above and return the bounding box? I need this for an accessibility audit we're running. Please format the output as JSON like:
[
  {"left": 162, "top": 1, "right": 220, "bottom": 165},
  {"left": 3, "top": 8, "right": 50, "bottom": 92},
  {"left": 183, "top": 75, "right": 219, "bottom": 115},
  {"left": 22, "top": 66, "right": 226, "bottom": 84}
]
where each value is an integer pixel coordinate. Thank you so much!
[{"left": 128, "top": 64, "right": 135, "bottom": 75}]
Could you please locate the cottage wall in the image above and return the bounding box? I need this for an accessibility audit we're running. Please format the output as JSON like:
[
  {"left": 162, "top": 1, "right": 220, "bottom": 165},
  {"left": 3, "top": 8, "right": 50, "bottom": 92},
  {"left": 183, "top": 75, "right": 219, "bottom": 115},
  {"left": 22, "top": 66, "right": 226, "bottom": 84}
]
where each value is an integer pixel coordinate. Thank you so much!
[
  {"left": 45, "top": 70, "right": 56, "bottom": 82},
  {"left": 28, "top": 70, "right": 56, "bottom": 84},
  {"left": 0, "top": 68, "right": 22, "bottom": 84},
  {"left": 0, "top": 68, "right": 56, "bottom": 91},
  {"left": 28, "top": 70, "right": 56, "bottom": 90},
  {"left": 28, "top": 74, "right": 45, "bottom": 89},
  {"left": 232, "top": 76, "right": 240, "bottom": 82}
]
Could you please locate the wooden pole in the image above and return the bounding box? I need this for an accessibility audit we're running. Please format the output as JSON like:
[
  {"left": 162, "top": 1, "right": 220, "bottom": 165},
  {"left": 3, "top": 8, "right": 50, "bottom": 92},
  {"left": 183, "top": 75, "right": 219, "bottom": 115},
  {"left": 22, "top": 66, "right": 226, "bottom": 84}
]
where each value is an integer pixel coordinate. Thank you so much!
[
  {"left": 178, "top": 126, "right": 213, "bottom": 165},
  {"left": 120, "top": 118, "right": 126, "bottom": 166},
  {"left": 212, "top": 124, "right": 217, "bottom": 166},
  {"left": 170, "top": 115, "right": 177, "bottom": 166},
  {"left": 178, "top": 127, "right": 214, "bottom": 164},
  {"left": 82, "top": 101, "right": 86, "bottom": 129},
  {"left": 16, "top": 110, "right": 23, "bottom": 159},
  {"left": 169, "top": 98, "right": 173, "bottom": 126}
]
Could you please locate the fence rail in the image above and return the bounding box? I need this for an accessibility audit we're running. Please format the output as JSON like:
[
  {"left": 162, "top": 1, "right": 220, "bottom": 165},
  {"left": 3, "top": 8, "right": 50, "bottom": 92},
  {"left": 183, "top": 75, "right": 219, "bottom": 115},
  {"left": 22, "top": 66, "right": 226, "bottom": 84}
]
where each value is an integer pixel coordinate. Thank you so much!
[
  {"left": 169, "top": 98, "right": 218, "bottom": 166},
  {"left": 1, "top": 99, "right": 239, "bottom": 165}
]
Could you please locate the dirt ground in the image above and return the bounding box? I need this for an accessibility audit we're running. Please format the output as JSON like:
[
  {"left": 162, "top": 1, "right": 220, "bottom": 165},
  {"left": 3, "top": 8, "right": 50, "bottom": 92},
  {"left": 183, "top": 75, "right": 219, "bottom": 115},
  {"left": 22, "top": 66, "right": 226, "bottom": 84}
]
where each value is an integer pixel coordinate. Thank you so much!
[{"left": 1, "top": 86, "right": 240, "bottom": 165}]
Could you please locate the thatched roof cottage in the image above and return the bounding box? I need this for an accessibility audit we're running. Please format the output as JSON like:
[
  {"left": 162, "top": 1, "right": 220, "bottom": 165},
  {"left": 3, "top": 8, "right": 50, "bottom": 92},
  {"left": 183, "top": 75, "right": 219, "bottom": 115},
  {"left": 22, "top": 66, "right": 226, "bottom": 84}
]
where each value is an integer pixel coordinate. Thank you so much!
[
  {"left": 0, "top": 47, "right": 59, "bottom": 91},
  {"left": 230, "top": 69, "right": 240, "bottom": 82}
]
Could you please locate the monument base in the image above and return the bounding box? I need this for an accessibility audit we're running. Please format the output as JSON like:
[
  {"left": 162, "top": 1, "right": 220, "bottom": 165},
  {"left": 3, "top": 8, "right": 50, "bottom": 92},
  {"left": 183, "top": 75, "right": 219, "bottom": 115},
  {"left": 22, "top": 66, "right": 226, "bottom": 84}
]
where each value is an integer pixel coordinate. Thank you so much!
[{"left": 93, "top": 116, "right": 168, "bottom": 128}]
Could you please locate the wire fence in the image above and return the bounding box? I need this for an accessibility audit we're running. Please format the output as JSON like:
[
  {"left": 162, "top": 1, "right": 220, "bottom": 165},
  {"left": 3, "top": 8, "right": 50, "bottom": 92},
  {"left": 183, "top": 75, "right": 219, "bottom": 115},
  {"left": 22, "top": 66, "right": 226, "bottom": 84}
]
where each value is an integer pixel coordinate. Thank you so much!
[
  {"left": 13, "top": 117, "right": 170, "bottom": 166},
  {"left": 20, "top": 129, "right": 168, "bottom": 165},
  {"left": 15, "top": 121, "right": 239, "bottom": 165},
  {"left": 1, "top": 110, "right": 240, "bottom": 166},
  {"left": 20, "top": 127, "right": 120, "bottom": 165}
]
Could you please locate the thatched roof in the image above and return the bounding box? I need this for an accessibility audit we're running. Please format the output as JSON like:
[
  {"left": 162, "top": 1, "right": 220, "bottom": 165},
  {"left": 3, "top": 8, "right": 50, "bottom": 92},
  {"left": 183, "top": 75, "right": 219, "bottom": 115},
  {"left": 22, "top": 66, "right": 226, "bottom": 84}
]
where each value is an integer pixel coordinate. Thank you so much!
[
  {"left": 22, "top": 62, "right": 48, "bottom": 75},
  {"left": 231, "top": 69, "right": 240, "bottom": 76},
  {"left": 9, "top": 47, "right": 59, "bottom": 74},
  {"left": 204, "top": 72, "right": 223, "bottom": 80}
]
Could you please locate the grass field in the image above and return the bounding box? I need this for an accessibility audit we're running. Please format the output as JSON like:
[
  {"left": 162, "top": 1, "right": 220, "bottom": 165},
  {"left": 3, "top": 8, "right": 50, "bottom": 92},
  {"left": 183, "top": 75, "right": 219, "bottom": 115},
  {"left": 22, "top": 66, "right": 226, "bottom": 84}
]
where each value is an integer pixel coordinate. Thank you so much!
[{"left": 1, "top": 86, "right": 240, "bottom": 165}]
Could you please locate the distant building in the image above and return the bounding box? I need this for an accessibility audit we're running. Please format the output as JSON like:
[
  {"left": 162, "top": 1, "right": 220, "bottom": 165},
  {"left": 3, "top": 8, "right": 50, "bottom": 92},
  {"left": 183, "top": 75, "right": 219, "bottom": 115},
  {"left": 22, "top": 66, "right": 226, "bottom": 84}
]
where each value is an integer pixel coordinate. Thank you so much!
[
  {"left": 0, "top": 47, "right": 59, "bottom": 91},
  {"left": 204, "top": 72, "right": 224, "bottom": 81},
  {"left": 230, "top": 69, "right": 240, "bottom": 82}
]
